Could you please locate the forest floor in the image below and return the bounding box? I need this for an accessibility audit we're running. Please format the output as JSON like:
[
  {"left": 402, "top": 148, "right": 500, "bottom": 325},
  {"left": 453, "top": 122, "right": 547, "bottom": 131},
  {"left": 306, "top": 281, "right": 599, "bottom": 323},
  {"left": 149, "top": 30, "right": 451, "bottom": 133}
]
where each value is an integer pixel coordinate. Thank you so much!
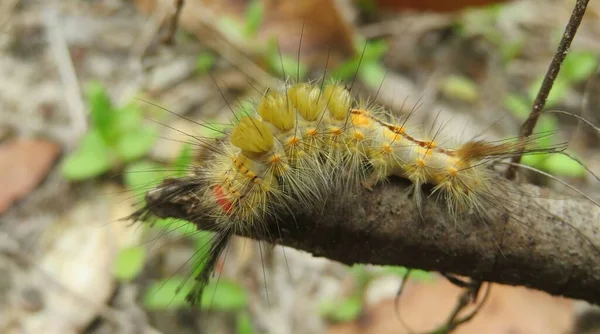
[{"left": 2, "top": 0, "right": 600, "bottom": 333}]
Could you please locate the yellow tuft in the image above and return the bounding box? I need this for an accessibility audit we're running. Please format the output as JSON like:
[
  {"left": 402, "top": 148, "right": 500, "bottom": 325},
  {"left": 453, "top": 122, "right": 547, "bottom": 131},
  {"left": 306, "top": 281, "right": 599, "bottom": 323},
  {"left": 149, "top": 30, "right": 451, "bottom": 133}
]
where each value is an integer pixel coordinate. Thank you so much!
[
  {"left": 351, "top": 111, "right": 372, "bottom": 126},
  {"left": 231, "top": 117, "right": 274, "bottom": 153},
  {"left": 324, "top": 84, "right": 351, "bottom": 120},
  {"left": 258, "top": 90, "right": 295, "bottom": 131},
  {"left": 288, "top": 83, "right": 324, "bottom": 121}
]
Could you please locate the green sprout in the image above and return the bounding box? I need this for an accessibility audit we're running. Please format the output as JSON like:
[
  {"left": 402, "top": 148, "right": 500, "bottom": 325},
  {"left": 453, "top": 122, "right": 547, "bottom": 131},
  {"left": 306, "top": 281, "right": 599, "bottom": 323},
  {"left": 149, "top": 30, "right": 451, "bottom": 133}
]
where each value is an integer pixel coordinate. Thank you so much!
[{"left": 61, "top": 82, "right": 157, "bottom": 181}]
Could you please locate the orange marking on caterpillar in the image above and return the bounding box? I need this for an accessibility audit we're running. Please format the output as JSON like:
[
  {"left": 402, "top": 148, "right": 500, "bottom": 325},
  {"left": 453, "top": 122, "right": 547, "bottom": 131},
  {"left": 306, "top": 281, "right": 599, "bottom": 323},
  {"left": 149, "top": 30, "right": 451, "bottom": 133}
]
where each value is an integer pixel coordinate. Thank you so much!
[
  {"left": 213, "top": 185, "right": 233, "bottom": 213},
  {"left": 306, "top": 128, "right": 318, "bottom": 136},
  {"left": 353, "top": 131, "right": 366, "bottom": 141},
  {"left": 270, "top": 154, "right": 281, "bottom": 163},
  {"left": 350, "top": 111, "right": 372, "bottom": 127}
]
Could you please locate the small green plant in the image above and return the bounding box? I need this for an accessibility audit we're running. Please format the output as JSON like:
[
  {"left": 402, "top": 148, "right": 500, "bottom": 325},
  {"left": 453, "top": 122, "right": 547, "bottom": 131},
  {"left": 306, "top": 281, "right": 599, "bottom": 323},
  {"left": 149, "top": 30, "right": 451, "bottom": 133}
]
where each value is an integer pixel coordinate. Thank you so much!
[
  {"left": 439, "top": 75, "right": 479, "bottom": 103},
  {"left": 215, "top": 0, "right": 264, "bottom": 44},
  {"left": 61, "top": 82, "right": 157, "bottom": 181},
  {"left": 320, "top": 265, "right": 433, "bottom": 323},
  {"left": 113, "top": 245, "right": 147, "bottom": 282},
  {"left": 265, "top": 37, "right": 308, "bottom": 80},
  {"left": 330, "top": 38, "right": 388, "bottom": 89},
  {"left": 196, "top": 52, "right": 217, "bottom": 75},
  {"left": 504, "top": 50, "right": 597, "bottom": 178},
  {"left": 244, "top": 0, "right": 265, "bottom": 38}
]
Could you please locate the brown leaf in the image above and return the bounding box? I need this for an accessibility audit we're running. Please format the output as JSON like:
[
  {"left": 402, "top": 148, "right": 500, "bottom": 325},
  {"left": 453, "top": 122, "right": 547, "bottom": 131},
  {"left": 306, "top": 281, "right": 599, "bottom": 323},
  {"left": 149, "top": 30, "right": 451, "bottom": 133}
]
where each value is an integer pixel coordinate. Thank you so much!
[
  {"left": 371, "top": 0, "right": 510, "bottom": 12},
  {"left": 134, "top": 0, "right": 356, "bottom": 67},
  {"left": 0, "top": 139, "right": 61, "bottom": 214},
  {"left": 326, "top": 278, "right": 574, "bottom": 334}
]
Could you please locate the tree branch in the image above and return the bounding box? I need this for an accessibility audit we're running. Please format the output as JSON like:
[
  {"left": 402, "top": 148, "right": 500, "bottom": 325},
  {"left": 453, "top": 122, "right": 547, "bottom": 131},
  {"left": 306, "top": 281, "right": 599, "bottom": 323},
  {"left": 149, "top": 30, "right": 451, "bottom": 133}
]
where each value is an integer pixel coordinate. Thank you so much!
[{"left": 139, "top": 177, "right": 600, "bottom": 305}]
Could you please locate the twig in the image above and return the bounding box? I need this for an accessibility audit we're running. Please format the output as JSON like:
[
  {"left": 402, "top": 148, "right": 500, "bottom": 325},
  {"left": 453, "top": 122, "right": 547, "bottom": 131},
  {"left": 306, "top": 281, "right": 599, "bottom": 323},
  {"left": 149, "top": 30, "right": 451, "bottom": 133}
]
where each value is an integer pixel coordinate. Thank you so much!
[
  {"left": 43, "top": 7, "right": 87, "bottom": 147},
  {"left": 435, "top": 282, "right": 491, "bottom": 334},
  {"left": 506, "top": 0, "right": 590, "bottom": 179},
  {"left": 162, "top": 0, "right": 184, "bottom": 45},
  {"left": 134, "top": 177, "right": 600, "bottom": 305},
  {"left": 394, "top": 269, "right": 415, "bottom": 334},
  {"left": 160, "top": 1, "right": 278, "bottom": 90}
]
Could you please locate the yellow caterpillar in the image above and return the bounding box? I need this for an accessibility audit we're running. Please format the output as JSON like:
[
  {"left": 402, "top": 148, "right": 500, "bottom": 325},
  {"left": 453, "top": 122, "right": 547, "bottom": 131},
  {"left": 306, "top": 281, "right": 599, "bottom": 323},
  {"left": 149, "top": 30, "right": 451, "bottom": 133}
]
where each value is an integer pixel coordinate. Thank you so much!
[{"left": 133, "top": 80, "right": 566, "bottom": 304}]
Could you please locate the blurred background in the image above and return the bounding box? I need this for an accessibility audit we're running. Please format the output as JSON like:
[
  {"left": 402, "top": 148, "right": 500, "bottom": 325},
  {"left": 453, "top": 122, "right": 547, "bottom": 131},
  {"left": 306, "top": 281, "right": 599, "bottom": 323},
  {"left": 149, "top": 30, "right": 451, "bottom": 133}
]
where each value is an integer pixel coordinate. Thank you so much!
[{"left": 2, "top": 0, "right": 600, "bottom": 333}]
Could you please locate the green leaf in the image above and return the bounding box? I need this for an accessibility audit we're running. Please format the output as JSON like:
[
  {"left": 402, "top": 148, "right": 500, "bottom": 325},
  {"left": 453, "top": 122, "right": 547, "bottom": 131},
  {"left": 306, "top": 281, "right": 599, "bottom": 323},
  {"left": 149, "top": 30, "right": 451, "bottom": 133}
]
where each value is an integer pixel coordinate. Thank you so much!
[
  {"left": 542, "top": 153, "right": 586, "bottom": 178},
  {"left": 266, "top": 39, "right": 308, "bottom": 80},
  {"left": 504, "top": 94, "right": 530, "bottom": 120},
  {"left": 189, "top": 231, "right": 216, "bottom": 277},
  {"left": 320, "top": 295, "right": 363, "bottom": 322},
  {"left": 561, "top": 51, "right": 599, "bottom": 83},
  {"left": 86, "top": 82, "right": 117, "bottom": 143},
  {"left": 501, "top": 39, "right": 524, "bottom": 63},
  {"left": 439, "top": 75, "right": 479, "bottom": 103},
  {"left": 196, "top": 52, "right": 216, "bottom": 75},
  {"left": 535, "top": 116, "right": 559, "bottom": 148},
  {"left": 528, "top": 77, "right": 569, "bottom": 108},
  {"left": 358, "top": 39, "right": 388, "bottom": 60},
  {"left": 356, "top": 0, "right": 377, "bottom": 15},
  {"left": 521, "top": 153, "right": 546, "bottom": 168},
  {"left": 381, "top": 266, "right": 433, "bottom": 281},
  {"left": 329, "top": 57, "right": 362, "bottom": 82},
  {"left": 409, "top": 269, "right": 434, "bottom": 282},
  {"left": 61, "top": 130, "right": 113, "bottom": 181},
  {"left": 114, "top": 246, "right": 146, "bottom": 281},
  {"left": 359, "top": 61, "right": 387, "bottom": 90},
  {"left": 217, "top": 16, "right": 246, "bottom": 44},
  {"left": 124, "top": 161, "right": 166, "bottom": 197},
  {"left": 236, "top": 312, "right": 255, "bottom": 334},
  {"left": 114, "top": 103, "right": 143, "bottom": 134},
  {"left": 201, "top": 121, "right": 228, "bottom": 138},
  {"left": 116, "top": 126, "right": 157, "bottom": 162},
  {"left": 171, "top": 144, "right": 193, "bottom": 177},
  {"left": 330, "top": 40, "right": 388, "bottom": 81},
  {"left": 153, "top": 218, "right": 198, "bottom": 237},
  {"left": 201, "top": 279, "right": 248, "bottom": 311},
  {"left": 144, "top": 276, "right": 194, "bottom": 310},
  {"left": 244, "top": 0, "right": 264, "bottom": 38},
  {"left": 380, "top": 265, "right": 407, "bottom": 276}
]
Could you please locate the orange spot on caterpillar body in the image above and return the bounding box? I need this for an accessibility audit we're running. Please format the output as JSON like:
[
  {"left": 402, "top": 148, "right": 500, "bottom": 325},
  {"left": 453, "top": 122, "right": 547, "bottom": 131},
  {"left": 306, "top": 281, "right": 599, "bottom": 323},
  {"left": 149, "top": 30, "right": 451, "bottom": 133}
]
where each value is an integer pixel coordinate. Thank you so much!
[{"left": 213, "top": 185, "right": 233, "bottom": 213}]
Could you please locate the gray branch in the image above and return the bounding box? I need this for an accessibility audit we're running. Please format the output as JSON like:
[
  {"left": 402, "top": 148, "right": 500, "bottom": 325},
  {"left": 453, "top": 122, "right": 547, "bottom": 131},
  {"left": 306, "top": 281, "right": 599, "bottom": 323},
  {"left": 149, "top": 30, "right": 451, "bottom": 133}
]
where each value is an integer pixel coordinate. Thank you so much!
[{"left": 141, "top": 177, "right": 600, "bottom": 304}]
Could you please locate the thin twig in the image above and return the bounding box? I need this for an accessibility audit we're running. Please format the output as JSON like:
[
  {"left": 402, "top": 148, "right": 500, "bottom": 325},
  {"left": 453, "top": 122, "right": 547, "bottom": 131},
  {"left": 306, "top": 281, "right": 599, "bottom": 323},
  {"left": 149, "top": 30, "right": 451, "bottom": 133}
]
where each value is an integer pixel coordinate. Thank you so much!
[
  {"left": 506, "top": 0, "right": 590, "bottom": 179},
  {"left": 393, "top": 269, "right": 415, "bottom": 334},
  {"left": 162, "top": 0, "right": 184, "bottom": 45},
  {"left": 442, "top": 283, "right": 491, "bottom": 333},
  {"left": 43, "top": 7, "right": 88, "bottom": 146}
]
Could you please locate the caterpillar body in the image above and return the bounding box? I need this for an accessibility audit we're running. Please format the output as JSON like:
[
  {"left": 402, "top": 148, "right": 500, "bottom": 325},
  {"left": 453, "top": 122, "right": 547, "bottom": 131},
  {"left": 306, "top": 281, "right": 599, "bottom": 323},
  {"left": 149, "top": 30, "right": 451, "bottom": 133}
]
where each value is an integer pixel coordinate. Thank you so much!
[{"left": 133, "top": 79, "right": 569, "bottom": 305}]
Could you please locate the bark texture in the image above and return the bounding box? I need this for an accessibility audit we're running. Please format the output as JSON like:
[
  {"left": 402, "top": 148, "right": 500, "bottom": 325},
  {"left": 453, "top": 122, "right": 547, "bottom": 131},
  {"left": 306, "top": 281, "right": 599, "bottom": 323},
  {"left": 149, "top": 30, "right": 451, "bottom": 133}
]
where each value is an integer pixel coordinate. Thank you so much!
[{"left": 140, "top": 177, "right": 600, "bottom": 304}]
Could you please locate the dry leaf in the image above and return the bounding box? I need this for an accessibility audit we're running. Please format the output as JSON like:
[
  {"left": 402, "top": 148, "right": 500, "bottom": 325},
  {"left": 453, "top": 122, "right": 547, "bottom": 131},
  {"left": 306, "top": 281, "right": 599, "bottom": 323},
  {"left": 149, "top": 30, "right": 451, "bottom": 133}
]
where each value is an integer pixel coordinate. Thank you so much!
[
  {"left": 0, "top": 139, "right": 61, "bottom": 214},
  {"left": 371, "top": 0, "right": 510, "bottom": 12},
  {"left": 134, "top": 0, "right": 356, "bottom": 67}
]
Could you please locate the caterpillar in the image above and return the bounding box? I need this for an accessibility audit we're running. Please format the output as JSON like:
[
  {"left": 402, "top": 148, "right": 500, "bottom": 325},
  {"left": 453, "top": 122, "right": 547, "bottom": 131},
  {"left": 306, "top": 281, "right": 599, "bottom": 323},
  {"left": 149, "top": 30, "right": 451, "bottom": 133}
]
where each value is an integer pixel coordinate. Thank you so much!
[{"left": 130, "top": 76, "right": 580, "bottom": 307}]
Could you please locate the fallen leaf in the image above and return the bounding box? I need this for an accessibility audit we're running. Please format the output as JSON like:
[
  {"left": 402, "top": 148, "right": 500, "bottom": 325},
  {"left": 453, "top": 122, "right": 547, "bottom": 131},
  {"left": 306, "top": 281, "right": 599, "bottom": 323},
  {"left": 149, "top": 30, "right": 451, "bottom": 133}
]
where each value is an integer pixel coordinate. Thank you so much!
[
  {"left": 0, "top": 139, "right": 61, "bottom": 214},
  {"left": 20, "top": 201, "right": 117, "bottom": 333},
  {"left": 371, "top": 0, "right": 510, "bottom": 12},
  {"left": 326, "top": 278, "right": 574, "bottom": 334},
  {"left": 134, "top": 0, "right": 356, "bottom": 68}
]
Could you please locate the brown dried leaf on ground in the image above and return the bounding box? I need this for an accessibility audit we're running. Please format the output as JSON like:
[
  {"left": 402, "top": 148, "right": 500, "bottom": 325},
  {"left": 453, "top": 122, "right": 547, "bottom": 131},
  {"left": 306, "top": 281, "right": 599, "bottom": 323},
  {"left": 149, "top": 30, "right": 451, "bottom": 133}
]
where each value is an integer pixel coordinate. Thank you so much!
[
  {"left": 0, "top": 139, "right": 61, "bottom": 214},
  {"left": 326, "top": 278, "right": 574, "bottom": 334},
  {"left": 134, "top": 0, "right": 355, "bottom": 67},
  {"left": 372, "top": 0, "right": 509, "bottom": 12}
]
